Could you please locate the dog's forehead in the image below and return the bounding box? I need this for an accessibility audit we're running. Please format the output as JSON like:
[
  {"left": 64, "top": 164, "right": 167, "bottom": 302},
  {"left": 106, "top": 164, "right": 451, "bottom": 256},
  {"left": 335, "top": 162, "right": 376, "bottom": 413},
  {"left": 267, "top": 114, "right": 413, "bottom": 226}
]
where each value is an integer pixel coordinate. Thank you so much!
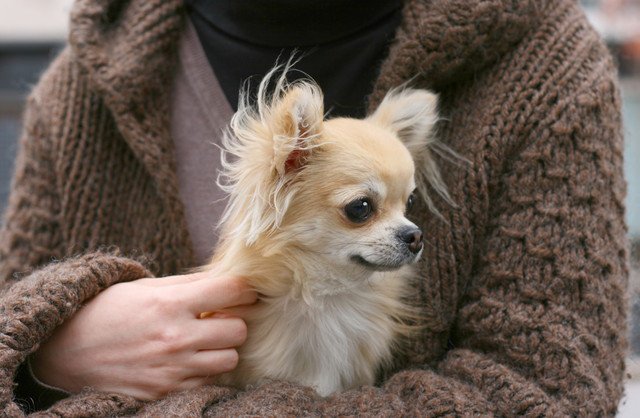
[
  {"left": 322, "top": 119, "right": 415, "bottom": 178},
  {"left": 315, "top": 119, "right": 416, "bottom": 203}
]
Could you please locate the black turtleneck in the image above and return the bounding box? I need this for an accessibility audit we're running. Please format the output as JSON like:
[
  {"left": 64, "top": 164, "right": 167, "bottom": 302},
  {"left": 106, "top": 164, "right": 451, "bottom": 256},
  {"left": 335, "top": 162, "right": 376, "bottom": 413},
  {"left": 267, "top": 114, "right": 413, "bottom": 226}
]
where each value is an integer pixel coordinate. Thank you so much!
[{"left": 184, "top": 0, "right": 403, "bottom": 118}]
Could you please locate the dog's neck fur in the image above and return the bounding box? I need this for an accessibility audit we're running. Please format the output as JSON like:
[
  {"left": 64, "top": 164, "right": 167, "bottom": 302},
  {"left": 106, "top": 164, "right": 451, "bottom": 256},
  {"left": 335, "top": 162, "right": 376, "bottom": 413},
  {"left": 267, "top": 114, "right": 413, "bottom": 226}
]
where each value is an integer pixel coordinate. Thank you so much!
[
  {"left": 211, "top": 233, "right": 409, "bottom": 395},
  {"left": 213, "top": 232, "right": 375, "bottom": 299}
]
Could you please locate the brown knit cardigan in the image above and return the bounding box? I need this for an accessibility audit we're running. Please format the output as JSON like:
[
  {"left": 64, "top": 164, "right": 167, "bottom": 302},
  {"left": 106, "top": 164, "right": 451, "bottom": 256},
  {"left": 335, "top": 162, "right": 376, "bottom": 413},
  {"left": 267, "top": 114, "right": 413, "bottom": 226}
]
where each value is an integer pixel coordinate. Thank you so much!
[{"left": 0, "top": 0, "right": 629, "bottom": 416}]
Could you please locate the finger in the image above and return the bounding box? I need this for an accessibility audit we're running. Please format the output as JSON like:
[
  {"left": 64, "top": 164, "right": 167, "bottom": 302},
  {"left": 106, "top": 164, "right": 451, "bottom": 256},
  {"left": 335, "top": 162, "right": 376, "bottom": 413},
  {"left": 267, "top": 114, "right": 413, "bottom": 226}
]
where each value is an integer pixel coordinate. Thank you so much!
[
  {"left": 190, "top": 317, "right": 248, "bottom": 350},
  {"left": 183, "top": 275, "right": 257, "bottom": 314},
  {"left": 184, "top": 349, "right": 240, "bottom": 378},
  {"left": 151, "top": 270, "right": 210, "bottom": 286},
  {"left": 215, "top": 304, "right": 258, "bottom": 319}
]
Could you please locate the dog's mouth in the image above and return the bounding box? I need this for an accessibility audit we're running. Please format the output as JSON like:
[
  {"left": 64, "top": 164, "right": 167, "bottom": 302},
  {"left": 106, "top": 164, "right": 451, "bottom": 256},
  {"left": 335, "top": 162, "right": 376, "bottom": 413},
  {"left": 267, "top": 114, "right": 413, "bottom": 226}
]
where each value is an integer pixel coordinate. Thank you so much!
[{"left": 350, "top": 255, "right": 407, "bottom": 271}]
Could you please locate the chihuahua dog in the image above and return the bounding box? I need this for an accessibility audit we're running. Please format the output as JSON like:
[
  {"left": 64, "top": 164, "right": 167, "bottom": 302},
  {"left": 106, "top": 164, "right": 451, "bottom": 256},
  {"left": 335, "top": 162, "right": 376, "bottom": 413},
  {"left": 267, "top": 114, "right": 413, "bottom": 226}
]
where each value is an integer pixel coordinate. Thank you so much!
[{"left": 206, "top": 68, "right": 446, "bottom": 396}]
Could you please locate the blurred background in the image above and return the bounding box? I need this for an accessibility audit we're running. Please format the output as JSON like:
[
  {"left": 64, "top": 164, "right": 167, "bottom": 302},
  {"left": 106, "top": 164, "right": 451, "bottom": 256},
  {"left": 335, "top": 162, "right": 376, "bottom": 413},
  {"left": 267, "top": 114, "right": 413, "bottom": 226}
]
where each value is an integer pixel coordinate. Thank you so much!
[
  {"left": 0, "top": 0, "right": 73, "bottom": 211},
  {"left": 0, "top": 0, "right": 639, "bottom": 414}
]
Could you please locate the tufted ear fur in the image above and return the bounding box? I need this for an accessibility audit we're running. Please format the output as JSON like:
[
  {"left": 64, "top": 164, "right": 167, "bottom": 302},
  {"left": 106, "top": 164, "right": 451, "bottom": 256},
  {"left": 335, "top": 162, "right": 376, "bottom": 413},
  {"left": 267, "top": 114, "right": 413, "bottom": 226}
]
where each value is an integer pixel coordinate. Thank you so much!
[
  {"left": 368, "top": 88, "right": 453, "bottom": 212},
  {"left": 368, "top": 88, "right": 438, "bottom": 159},
  {"left": 270, "top": 84, "right": 324, "bottom": 175},
  {"left": 217, "top": 69, "right": 325, "bottom": 245}
]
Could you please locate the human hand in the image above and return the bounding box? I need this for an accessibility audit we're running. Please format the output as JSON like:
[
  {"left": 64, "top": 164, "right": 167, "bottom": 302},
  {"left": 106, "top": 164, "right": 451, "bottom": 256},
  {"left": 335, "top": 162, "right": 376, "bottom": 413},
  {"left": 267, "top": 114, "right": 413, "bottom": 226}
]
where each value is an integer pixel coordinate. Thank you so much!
[{"left": 30, "top": 271, "right": 256, "bottom": 400}]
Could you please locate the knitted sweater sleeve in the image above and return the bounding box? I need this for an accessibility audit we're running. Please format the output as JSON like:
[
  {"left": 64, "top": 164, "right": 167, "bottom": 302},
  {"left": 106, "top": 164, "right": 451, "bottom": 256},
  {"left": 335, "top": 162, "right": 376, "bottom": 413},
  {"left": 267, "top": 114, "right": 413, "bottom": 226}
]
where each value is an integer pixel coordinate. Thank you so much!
[
  {"left": 201, "top": 54, "right": 627, "bottom": 418},
  {"left": 0, "top": 93, "right": 151, "bottom": 416}
]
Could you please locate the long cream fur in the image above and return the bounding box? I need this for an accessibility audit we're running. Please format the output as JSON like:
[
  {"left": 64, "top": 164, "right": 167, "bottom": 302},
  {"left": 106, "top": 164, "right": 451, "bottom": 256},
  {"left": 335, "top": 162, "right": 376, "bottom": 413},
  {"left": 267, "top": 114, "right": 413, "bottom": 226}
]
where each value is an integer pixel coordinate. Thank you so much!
[{"left": 207, "top": 67, "right": 446, "bottom": 396}]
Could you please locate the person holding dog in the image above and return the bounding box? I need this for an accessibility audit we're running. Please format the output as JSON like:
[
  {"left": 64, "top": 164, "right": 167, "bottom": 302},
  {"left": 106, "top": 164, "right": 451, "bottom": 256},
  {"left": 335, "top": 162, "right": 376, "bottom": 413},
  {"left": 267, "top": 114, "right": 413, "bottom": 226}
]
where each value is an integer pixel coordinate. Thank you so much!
[{"left": 0, "top": 0, "right": 629, "bottom": 416}]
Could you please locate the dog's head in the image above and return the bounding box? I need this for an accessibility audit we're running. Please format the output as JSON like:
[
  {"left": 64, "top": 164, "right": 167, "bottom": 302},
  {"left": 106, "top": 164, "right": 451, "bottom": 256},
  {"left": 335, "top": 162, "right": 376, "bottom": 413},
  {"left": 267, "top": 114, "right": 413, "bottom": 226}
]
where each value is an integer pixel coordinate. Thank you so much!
[{"left": 218, "top": 72, "right": 444, "bottom": 273}]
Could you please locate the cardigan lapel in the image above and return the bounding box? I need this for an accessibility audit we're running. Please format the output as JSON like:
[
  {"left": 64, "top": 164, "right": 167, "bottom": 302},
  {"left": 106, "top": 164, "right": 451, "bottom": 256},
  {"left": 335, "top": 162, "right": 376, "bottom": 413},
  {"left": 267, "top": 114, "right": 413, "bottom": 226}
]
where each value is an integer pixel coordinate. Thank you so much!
[
  {"left": 369, "top": 0, "right": 547, "bottom": 108},
  {"left": 68, "top": 0, "right": 195, "bottom": 265},
  {"left": 68, "top": 0, "right": 185, "bottom": 212}
]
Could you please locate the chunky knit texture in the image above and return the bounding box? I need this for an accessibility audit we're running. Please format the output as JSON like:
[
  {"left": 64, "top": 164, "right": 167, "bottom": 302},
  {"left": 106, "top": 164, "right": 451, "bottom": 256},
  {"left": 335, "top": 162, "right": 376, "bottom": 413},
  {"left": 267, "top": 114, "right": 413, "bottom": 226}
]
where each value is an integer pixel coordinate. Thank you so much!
[{"left": 0, "top": 0, "right": 628, "bottom": 416}]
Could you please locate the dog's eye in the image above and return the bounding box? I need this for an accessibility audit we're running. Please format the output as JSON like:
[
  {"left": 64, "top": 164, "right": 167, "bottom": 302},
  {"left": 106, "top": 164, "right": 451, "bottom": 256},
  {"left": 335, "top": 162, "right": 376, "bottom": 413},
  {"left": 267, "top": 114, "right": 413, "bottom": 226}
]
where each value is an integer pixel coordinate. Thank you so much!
[
  {"left": 407, "top": 191, "right": 416, "bottom": 211},
  {"left": 344, "top": 198, "right": 374, "bottom": 223}
]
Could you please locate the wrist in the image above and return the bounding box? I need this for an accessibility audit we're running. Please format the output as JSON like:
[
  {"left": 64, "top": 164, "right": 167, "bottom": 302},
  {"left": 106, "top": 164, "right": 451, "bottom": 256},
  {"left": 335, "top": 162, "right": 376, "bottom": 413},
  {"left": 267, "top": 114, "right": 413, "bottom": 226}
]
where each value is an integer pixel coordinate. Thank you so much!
[{"left": 30, "top": 344, "right": 83, "bottom": 394}]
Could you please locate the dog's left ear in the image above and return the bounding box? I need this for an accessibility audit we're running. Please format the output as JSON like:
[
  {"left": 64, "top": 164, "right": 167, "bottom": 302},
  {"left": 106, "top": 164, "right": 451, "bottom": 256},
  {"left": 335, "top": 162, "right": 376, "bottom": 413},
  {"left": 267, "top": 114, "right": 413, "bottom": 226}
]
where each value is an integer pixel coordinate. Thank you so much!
[
  {"left": 270, "top": 84, "right": 324, "bottom": 177},
  {"left": 369, "top": 88, "right": 454, "bottom": 212},
  {"left": 367, "top": 89, "right": 438, "bottom": 158}
]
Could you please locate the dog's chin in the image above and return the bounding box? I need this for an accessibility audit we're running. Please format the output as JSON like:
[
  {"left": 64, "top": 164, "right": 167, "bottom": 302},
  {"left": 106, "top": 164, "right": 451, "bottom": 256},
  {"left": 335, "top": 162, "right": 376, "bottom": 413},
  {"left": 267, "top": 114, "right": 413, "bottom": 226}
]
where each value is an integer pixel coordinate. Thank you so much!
[{"left": 350, "top": 255, "right": 412, "bottom": 272}]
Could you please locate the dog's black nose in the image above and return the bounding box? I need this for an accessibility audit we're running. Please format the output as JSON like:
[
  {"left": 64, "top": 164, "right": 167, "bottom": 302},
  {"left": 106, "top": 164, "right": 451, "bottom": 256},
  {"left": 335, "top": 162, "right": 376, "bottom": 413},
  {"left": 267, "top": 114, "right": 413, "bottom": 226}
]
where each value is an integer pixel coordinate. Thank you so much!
[{"left": 399, "top": 228, "right": 423, "bottom": 254}]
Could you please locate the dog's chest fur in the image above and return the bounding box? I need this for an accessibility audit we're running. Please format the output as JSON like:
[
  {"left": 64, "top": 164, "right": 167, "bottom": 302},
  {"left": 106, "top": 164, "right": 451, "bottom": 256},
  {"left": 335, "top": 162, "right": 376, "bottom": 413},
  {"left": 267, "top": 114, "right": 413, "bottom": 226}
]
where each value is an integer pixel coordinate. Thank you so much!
[{"left": 237, "top": 272, "right": 405, "bottom": 396}]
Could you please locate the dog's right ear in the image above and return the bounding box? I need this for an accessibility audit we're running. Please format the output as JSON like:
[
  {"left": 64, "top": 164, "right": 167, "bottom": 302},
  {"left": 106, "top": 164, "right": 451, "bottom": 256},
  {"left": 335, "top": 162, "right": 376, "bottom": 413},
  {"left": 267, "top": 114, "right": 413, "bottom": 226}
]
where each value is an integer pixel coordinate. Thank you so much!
[
  {"left": 270, "top": 83, "right": 324, "bottom": 177},
  {"left": 368, "top": 88, "right": 455, "bottom": 214},
  {"left": 218, "top": 79, "right": 325, "bottom": 245}
]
